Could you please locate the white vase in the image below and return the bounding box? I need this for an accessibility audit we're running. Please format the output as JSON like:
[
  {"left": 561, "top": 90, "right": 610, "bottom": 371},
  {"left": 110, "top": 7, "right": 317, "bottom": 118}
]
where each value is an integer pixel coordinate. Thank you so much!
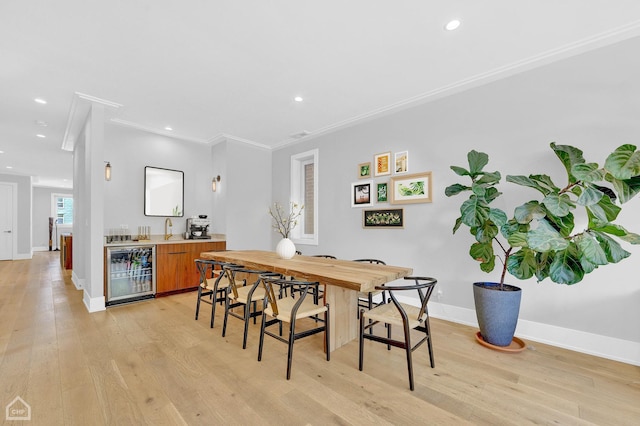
[{"left": 276, "top": 238, "right": 296, "bottom": 259}]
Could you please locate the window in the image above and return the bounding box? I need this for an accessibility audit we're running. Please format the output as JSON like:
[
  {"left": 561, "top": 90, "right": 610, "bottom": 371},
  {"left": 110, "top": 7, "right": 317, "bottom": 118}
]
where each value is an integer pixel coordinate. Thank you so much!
[
  {"left": 52, "top": 194, "right": 73, "bottom": 225},
  {"left": 291, "top": 149, "right": 318, "bottom": 245}
]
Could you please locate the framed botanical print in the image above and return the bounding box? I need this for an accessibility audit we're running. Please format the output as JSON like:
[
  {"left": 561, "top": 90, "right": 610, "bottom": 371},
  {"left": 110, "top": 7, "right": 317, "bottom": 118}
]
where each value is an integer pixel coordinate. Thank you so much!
[
  {"left": 374, "top": 152, "right": 391, "bottom": 176},
  {"left": 363, "top": 208, "right": 404, "bottom": 228},
  {"left": 351, "top": 181, "right": 373, "bottom": 207},
  {"left": 376, "top": 182, "right": 388, "bottom": 202},
  {"left": 358, "top": 162, "right": 371, "bottom": 178},
  {"left": 390, "top": 171, "right": 432, "bottom": 204}
]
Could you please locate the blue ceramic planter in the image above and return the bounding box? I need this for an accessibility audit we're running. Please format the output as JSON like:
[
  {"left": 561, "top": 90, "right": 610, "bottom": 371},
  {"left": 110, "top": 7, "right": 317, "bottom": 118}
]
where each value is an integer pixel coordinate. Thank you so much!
[{"left": 473, "top": 282, "right": 522, "bottom": 347}]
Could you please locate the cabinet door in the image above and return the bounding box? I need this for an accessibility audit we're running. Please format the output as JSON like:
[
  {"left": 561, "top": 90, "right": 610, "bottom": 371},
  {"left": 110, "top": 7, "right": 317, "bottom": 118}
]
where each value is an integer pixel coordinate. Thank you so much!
[{"left": 156, "top": 244, "right": 188, "bottom": 293}]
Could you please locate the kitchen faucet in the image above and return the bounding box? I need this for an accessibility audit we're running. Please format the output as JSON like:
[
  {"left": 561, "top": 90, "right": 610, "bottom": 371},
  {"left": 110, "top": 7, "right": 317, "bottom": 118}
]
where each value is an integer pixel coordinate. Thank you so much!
[{"left": 164, "top": 217, "right": 173, "bottom": 240}]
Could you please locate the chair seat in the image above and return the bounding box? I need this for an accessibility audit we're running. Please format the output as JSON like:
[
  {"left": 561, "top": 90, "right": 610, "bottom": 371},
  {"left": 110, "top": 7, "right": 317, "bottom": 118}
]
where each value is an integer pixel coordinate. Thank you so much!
[
  {"left": 229, "top": 284, "right": 266, "bottom": 303},
  {"left": 363, "top": 302, "right": 426, "bottom": 329},
  {"left": 264, "top": 297, "right": 328, "bottom": 323},
  {"left": 204, "top": 275, "right": 232, "bottom": 289}
]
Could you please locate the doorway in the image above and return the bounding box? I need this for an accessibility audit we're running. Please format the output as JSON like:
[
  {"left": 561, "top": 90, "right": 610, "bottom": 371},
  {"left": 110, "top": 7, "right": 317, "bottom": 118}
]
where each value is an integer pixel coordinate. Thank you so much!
[{"left": 0, "top": 182, "right": 16, "bottom": 260}]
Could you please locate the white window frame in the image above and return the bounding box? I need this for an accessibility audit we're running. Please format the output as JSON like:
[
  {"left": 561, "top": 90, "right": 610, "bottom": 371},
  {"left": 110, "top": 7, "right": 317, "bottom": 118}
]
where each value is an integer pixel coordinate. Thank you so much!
[{"left": 290, "top": 149, "right": 318, "bottom": 245}]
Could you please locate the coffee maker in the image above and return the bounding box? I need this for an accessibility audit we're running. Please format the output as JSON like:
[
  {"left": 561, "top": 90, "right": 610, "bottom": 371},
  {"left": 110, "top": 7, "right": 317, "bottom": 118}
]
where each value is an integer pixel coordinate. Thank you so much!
[{"left": 186, "top": 217, "right": 210, "bottom": 239}]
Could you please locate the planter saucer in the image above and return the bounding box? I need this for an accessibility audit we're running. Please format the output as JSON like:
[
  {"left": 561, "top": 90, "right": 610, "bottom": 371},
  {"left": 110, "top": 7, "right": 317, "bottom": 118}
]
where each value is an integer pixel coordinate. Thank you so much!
[{"left": 475, "top": 331, "right": 526, "bottom": 353}]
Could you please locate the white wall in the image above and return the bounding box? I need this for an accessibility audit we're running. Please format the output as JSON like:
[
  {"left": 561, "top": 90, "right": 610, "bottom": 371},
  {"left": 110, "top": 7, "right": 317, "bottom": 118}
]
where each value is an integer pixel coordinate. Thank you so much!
[
  {"left": 103, "top": 124, "right": 214, "bottom": 237},
  {"left": 272, "top": 36, "right": 640, "bottom": 363},
  {"left": 32, "top": 187, "right": 73, "bottom": 250}
]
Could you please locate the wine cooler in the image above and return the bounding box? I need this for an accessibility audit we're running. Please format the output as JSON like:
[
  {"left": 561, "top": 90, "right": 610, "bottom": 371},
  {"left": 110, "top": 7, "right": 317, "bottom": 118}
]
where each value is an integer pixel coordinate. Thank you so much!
[{"left": 106, "top": 245, "right": 156, "bottom": 306}]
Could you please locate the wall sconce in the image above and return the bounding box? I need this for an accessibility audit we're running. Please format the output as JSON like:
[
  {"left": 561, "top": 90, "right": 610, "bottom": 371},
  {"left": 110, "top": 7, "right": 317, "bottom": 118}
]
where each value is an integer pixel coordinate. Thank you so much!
[
  {"left": 212, "top": 175, "right": 221, "bottom": 192},
  {"left": 105, "top": 161, "right": 112, "bottom": 181}
]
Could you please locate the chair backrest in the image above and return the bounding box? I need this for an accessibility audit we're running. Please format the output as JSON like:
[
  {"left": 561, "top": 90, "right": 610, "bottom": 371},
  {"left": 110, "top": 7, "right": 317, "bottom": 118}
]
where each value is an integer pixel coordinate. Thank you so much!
[
  {"left": 196, "top": 259, "right": 241, "bottom": 286},
  {"left": 222, "top": 265, "right": 275, "bottom": 298},
  {"left": 376, "top": 276, "right": 437, "bottom": 321},
  {"left": 313, "top": 255, "right": 337, "bottom": 259},
  {"left": 260, "top": 275, "right": 319, "bottom": 317},
  {"left": 353, "top": 258, "right": 386, "bottom": 265}
]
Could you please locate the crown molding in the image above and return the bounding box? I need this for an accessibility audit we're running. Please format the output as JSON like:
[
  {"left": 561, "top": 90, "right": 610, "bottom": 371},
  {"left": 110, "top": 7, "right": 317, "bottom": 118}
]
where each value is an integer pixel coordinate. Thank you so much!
[
  {"left": 207, "top": 133, "right": 271, "bottom": 150},
  {"left": 61, "top": 92, "right": 122, "bottom": 151}
]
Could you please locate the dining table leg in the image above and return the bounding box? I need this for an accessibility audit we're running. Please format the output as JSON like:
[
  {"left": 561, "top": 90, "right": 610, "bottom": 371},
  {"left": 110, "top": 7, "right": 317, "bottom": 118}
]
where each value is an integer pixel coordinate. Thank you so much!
[{"left": 323, "top": 285, "right": 358, "bottom": 352}]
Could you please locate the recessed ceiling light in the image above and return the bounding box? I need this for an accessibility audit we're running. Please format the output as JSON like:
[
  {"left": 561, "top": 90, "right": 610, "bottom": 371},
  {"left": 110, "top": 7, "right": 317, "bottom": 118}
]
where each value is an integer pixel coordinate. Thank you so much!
[
  {"left": 36, "top": 134, "right": 46, "bottom": 138},
  {"left": 6, "top": 166, "right": 13, "bottom": 169},
  {"left": 34, "top": 98, "right": 47, "bottom": 104},
  {"left": 165, "top": 126, "right": 173, "bottom": 131},
  {"left": 0, "top": 150, "right": 4, "bottom": 154},
  {"left": 294, "top": 96, "right": 303, "bottom": 102},
  {"left": 445, "top": 19, "right": 461, "bottom": 31}
]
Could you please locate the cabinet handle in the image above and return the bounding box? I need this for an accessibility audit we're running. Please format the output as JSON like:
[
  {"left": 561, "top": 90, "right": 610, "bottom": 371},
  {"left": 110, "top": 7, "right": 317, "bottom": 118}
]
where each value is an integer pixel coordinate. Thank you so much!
[{"left": 168, "top": 251, "right": 187, "bottom": 254}]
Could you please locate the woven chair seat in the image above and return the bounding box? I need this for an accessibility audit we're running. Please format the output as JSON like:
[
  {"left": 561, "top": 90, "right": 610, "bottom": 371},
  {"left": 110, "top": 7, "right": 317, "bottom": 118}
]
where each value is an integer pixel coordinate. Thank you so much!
[
  {"left": 230, "top": 284, "right": 266, "bottom": 303},
  {"left": 204, "top": 274, "right": 232, "bottom": 289},
  {"left": 363, "top": 302, "right": 426, "bottom": 329},
  {"left": 264, "top": 297, "right": 327, "bottom": 323}
]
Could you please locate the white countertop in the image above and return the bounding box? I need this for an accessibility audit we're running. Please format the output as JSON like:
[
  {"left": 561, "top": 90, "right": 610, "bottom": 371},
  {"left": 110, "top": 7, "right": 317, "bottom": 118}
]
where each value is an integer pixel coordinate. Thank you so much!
[{"left": 104, "top": 234, "right": 226, "bottom": 247}]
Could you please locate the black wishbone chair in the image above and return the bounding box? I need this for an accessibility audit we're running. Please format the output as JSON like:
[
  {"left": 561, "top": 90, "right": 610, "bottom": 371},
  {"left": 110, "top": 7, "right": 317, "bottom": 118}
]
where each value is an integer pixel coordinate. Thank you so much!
[
  {"left": 258, "top": 275, "right": 330, "bottom": 380},
  {"left": 194, "top": 259, "right": 240, "bottom": 328},
  {"left": 359, "top": 276, "right": 437, "bottom": 391},
  {"left": 221, "top": 265, "right": 281, "bottom": 349}
]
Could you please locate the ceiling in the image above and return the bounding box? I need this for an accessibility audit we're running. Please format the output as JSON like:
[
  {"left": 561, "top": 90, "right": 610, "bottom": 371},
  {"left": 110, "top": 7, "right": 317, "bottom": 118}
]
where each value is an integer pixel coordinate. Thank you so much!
[{"left": 3, "top": 1, "right": 640, "bottom": 189}]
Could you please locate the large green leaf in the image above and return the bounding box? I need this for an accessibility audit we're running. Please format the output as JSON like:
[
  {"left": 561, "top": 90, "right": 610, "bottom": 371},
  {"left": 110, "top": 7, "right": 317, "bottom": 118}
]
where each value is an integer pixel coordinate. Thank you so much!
[
  {"left": 527, "top": 219, "right": 569, "bottom": 252},
  {"left": 593, "top": 231, "right": 631, "bottom": 263},
  {"left": 488, "top": 208, "right": 508, "bottom": 227},
  {"left": 470, "top": 242, "right": 495, "bottom": 273},
  {"left": 575, "top": 233, "right": 608, "bottom": 266},
  {"left": 550, "top": 142, "right": 585, "bottom": 184},
  {"left": 501, "top": 219, "right": 525, "bottom": 240},
  {"left": 452, "top": 216, "right": 463, "bottom": 234},
  {"left": 507, "top": 174, "right": 551, "bottom": 195},
  {"left": 576, "top": 185, "right": 604, "bottom": 206},
  {"left": 529, "top": 174, "right": 561, "bottom": 194},
  {"left": 507, "top": 232, "right": 528, "bottom": 247},
  {"left": 476, "top": 171, "right": 501, "bottom": 185},
  {"left": 484, "top": 187, "right": 502, "bottom": 203},
  {"left": 548, "top": 244, "right": 584, "bottom": 284},
  {"left": 474, "top": 220, "right": 499, "bottom": 244},
  {"left": 586, "top": 194, "right": 621, "bottom": 226},
  {"left": 544, "top": 210, "right": 575, "bottom": 237},
  {"left": 514, "top": 201, "right": 547, "bottom": 224},
  {"left": 607, "top": 174, "right": 640, "bottom": 204},
  {"left": 604, "top": 144, "right": 640, "bottom": 180},
  {"left": 460, "top": 196, "right": 489, "bottom": 228},
  {"left": 450, "top": 165, "right": 470, "bottom": 177},
  {"left": 506, "top": 247, "right": 537, "bottom": 280},
  {"left": 467, "top": 150, "right": 489, "bottom": 176},
  {"left": 445, "top": 183, "right": 470, "bottom": 197},
  {"left": 535, "top": 251, "right": 552, "bottom": 282},
  {"left": 542, "top": 193, "right": 575, "bottom": 217},
  {"left": 592, "top": 224, "right": 640, "bottom": 244},
  {"left": 572, "top": 163, "right": 605, "bottom": 183}
]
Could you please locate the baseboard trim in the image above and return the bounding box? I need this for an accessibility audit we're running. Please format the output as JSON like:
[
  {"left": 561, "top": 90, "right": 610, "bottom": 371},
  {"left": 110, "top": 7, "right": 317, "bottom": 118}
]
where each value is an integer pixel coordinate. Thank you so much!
[
  {"left": 71, "top": 272, "right": 83, "bottom": 290},
  {"left": 83, "top": 291, "right": 106, "bottom": 313},
  {"left": 398, "top": 297, "right": 640, "bottom": 366}
]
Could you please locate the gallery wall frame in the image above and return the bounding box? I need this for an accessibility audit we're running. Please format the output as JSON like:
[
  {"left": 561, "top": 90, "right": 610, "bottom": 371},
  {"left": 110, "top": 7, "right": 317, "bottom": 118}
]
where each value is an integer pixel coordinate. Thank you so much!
[
  {"left": 363, "top": 208, "right": 404, "bottom": 228},
  {"left": 358, "top": 162, "right": 371, "bottom": 178},
  {"left": 390, "top": 171, "right": 432, "bottom": 204},
  {"left": 394, "top": 151, "right": 408, "bottom": 174},
  {"left": 351, "top": 180, "right": 373, "bottom": 207},
  {"left": 376, "top": 182, "right": 388, "bottom": 202},
  {"left": 374, "top": 151, "right": 392, "bottom": 176}
]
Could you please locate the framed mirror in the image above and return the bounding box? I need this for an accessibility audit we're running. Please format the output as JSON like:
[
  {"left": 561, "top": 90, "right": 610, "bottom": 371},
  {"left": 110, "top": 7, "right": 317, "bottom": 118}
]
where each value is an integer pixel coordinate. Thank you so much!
[{"left": 144, "top": 166, "right": 184, "bottom": 217}]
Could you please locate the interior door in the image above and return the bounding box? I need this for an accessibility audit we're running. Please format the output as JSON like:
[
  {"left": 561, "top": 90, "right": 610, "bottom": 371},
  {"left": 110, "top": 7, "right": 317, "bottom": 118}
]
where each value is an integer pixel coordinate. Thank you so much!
[{"left": 0, "top": 183, "right": 14, "bottom": 260}]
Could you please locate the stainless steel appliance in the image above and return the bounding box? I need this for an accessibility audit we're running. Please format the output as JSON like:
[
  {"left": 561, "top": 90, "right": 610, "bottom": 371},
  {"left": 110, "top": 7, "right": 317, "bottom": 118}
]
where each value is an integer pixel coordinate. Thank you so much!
[
  {"left": 106, "top": 245, "right": 156, "bottom": 306},
  {"left": 186, "top": 217, "right": 211, "bottom": 239}
]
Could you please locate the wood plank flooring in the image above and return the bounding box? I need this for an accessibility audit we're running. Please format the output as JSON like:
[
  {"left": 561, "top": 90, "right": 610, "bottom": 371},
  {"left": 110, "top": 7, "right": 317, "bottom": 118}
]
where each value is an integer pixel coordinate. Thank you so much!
[{"left": 1, "top": 252, "right": 639, "bottom": 425}]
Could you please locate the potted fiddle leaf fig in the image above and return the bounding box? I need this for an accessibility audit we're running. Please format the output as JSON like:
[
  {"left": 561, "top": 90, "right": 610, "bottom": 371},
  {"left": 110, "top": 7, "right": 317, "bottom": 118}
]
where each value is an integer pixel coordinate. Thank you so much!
[{"left": 445, "top": 143, "right": 640, "bottom": 348}]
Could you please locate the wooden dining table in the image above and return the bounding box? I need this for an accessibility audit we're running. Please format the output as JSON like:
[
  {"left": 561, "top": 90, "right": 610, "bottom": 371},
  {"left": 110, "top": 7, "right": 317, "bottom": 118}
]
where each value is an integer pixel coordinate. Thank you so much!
[{"left": 200, "top": 250, "right": 413, "bottom": 352}]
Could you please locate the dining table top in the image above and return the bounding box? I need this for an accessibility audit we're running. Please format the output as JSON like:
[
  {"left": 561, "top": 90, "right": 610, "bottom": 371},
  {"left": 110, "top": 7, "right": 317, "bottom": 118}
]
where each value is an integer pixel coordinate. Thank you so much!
[{"left": 199, "top": 250, "right": 413, "bottom": 292}]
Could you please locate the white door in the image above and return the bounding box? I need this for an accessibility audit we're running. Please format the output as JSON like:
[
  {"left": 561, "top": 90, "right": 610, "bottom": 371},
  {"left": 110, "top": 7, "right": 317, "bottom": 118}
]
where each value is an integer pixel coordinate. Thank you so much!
[{"left": 0, "top": 183, "right": 14, "bottom": 260}]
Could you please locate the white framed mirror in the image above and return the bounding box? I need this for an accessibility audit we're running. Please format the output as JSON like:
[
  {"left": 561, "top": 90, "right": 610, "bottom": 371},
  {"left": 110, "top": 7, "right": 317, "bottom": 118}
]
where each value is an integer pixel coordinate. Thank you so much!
[{"left": 144, "top": 166, "right": 184, "bottom": 217}]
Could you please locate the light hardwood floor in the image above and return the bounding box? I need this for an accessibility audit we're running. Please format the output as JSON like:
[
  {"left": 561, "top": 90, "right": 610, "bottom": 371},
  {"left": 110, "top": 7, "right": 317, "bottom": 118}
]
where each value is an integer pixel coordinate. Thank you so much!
[{"left": 1, "top": 253, "right": 639, "bottom": 425}]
